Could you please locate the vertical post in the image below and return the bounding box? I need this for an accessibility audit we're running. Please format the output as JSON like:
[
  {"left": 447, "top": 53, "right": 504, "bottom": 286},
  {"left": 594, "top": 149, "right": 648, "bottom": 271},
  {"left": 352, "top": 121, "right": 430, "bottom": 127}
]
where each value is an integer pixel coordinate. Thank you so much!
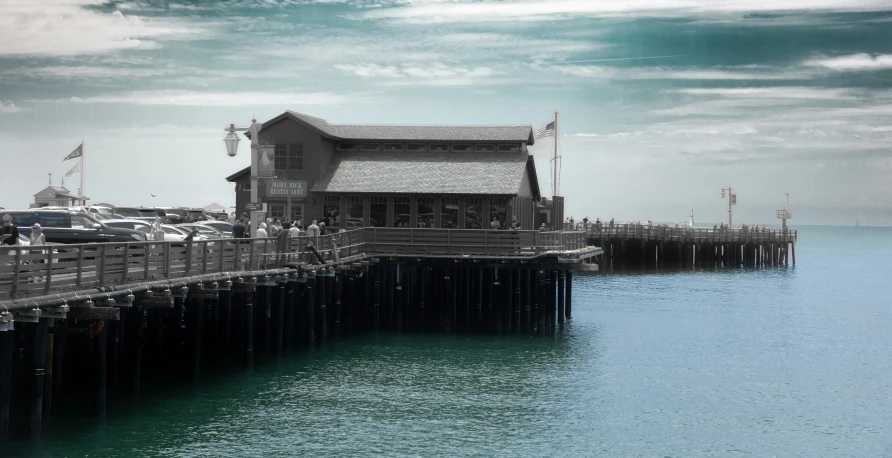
[
  {"left": 386, "top": 265, "right": 395, "bottom": 332},
  {"left": 557, "top": 270, "right": 565, "bottom": 326},
  {"left": 523, "top": 269, "right": 532, "bottom": 331},
  {"left": 418, "top": 267, "right": 427, "bottom": 332},
  {"left": 190, "top": 296, "right": 204, "bottom": 382},
  {"left": 284, "top": 281, "right": 295, "bottom": 350},
  {"left": 94, "top": 321, "right": 107, "bottom": 415},
  {"left": 43, "top": 319, "right": 55, "bottom": 420},
  {"left": 129, "top": 307, "right": 143, "bottom": 395},
  {"left": 372, "top": 266, "right": 381, "bottom": 332},
  {"left": 27, "top": 320, "right": 48, "bottom": 434},
  {"left": 306, "top": 274, "right": 315, "bottom": 347},
  {"left": 476, "top": 267, "right": 483, "bottom": 333},
  {"left": 513, "top": 268, "right": 521, "bottom": 332},
  {"left": 565, "top": 270, "right": 573, "bottom": 319},
  {"left": 244, "top": 291, "right": 254, "bottom": 367},
  {"left": 275, "top": 284, "right": 285, "bottom": 354},
  {"left": 394, "top": 265, "right": 403, "bottom": 334},
  {"left": 334, "top": 271, "right": 342, "bottom": 339},
  {"left": 0, "top": 326, "right": 13, "bottom": 438},
  {"left": 317, "top": 273, "right": 327, "bottom": 344},
  {"left": 463, "top": 266, "right": 471, "bottom": 333},
  {"left": 52, "top": 317, "right": 67, "bottom": 403},
  {"left": 504, "top": 268, "right": 513, "bottom": 333},
  {"left": 449, "top": 267, "right": 457, "bottom": 333},
  {"left": 536, "top": 270, "right": 545, "bottom": 337},
  {"left": 493, "top": 267, "right": 502, "bottom": 335},
  {"left": 263, "top": 285, "right": 272, "bottom": 353}
]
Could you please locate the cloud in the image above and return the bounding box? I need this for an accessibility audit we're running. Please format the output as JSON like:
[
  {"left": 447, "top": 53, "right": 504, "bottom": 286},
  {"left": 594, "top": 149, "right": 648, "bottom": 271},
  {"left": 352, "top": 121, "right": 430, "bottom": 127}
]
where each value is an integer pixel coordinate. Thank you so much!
[
  {"left": 29, "top": 90, "right": 373, "bottom": 106},
  {"left": 672, "top": 87, "right": 860, "bottom": 100},
  {"left": 0, "top": 101, "right": 22, "bottom": 113},
  {"left": 549, "top": 64, "right": 805, "bottom": 80},
  {"left": 335, "top": 62, "right": 501, "bottom": 85},
  {"left": 357, "top": 0, "right": 892, "bottom": 23},
  {"left": 3, "top": 65, "right": 181, "bottom": 81},
  {"left": 0, "top": 0, "right": 205, "bottom": 56},
  {"left": 805, "top": 53, "right": 892, "bottom": 71}
]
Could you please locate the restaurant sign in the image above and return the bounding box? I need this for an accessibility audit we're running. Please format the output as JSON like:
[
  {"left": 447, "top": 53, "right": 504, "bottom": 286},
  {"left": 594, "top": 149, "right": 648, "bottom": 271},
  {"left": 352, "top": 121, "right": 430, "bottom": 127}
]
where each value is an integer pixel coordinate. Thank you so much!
[{"left": 265, "top": 179, "right": 308, "bottom": 198}]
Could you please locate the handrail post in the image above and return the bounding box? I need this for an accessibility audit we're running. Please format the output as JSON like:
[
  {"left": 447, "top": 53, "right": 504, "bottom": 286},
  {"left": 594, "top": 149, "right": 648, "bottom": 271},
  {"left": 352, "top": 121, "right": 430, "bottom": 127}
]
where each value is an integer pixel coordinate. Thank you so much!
[
  {"left": 44, "top": 247, "right": 53, "bottom": 294},
  {"left": 77, "top": 244, "right": 84, "bottom": 287},
  {"left": 122, "top": 243, "right": 130, "bottom": 283},
  {"left": 98, "top": 244, "right": 107, "bottom": 286},
  {"left": 202, "top": 241, "right": 209, "bottom": 274},
  {"left": 10, "top": 246, "right": 22, "bottom": 299}
]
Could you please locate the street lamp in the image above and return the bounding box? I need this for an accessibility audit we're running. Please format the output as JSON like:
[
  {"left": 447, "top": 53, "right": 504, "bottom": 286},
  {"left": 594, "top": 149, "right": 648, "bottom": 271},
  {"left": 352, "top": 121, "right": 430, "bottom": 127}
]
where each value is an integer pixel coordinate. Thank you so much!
[
  {"left": 224, "top": 119, "right": 263, "bottom": 235},
  {"left": 720, "top": 186, "right": 737, "bottom": 228}
]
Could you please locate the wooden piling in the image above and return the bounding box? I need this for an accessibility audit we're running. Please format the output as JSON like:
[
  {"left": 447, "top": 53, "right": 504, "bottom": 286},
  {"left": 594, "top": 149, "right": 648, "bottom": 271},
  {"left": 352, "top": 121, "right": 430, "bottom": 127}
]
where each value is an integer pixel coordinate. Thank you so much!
[
  {"left": 94, "top": 322, "right": 107, "bottom": 416},
  {"left": 419, "top": 266, "right": 427, "bottom": 332},
  {"left": 522, "top": 268, "right": 532, "bottom": 331},
  {"left": 493, "top": 268, "right": 502, "bottom": 335},
  {"left": 275, "top": 284, "right": 285, "bottom": 354},
  {"left": 334, "top": 272, "right": 342, "bottom": 340},
  {"left": 0, "top": 327, "right": 12, "bottom": 438},
  {"left": 372, "top": 266, "right": 381, "bottom": 332},
  {"left": 557, "top": 271, "right": 565, "bottom": 326},
  {"left": 513, "top": 269, "right": 522, "bottom": 331},
  {"left": 476, "top": 268, "right": 483, "bottom": 332},
  {"left": 189, "top": 296, "right": 204, "bottom": 382},
  {"left": 306, "top": 274, "right": 316, "bottom": 347},
  {"left": 566, "top": 270, "right": 573, "bottom": 319},
  {"left": 244, "top": 291, "right": 255, "bottom": 366},
  {"left": 51, "top": 318, "right": 67, "bottom": 405},
  {"left": 128, "top": 307, "right": 144, "bottom": 394}
]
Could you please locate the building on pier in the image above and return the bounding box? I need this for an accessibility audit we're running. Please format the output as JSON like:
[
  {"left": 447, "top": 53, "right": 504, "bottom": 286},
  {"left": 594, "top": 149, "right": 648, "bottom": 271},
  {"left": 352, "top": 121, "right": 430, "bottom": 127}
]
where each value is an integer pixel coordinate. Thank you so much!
[
  {"left": 30, "top": 185, "right": 87, "bottom": 208},
  {"left": 225, "top": 111, "right": 551, "bottom": 230}
]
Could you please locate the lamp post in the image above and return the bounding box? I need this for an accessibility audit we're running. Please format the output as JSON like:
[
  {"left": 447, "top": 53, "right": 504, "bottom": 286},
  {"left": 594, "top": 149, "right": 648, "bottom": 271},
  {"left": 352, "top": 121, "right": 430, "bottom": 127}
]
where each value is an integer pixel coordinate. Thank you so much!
[
  {"left": 776, "top": 193, "right": 792, "bottom": 232},
  {"left": 720, "top": 186, "right": 737, "bottom": 228},
  {"left": 223, "top": 119, "right": 272, "bottom": 236}
]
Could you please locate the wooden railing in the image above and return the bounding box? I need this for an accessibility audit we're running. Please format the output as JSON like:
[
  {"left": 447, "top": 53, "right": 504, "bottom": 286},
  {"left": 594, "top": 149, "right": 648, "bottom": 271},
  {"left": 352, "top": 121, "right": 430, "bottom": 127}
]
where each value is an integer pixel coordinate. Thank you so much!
[
  {"left": 567, "top": 223, "right": 798, "bottom": 243},
  {"left": 0, "top": 228, "right": 589, "bottom": 300}
]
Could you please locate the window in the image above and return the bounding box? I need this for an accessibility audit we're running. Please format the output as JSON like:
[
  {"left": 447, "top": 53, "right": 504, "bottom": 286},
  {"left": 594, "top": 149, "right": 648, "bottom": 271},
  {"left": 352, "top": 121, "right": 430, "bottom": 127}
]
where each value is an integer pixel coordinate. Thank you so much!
[
  {"left": 70, "top": 214, "right": 92, "bottom": 229},
  {"left": 441, "top": 198, "right": 459, "bottom": 229},
  {"left": 475, "top": 144, "right": 496, "bottom": 152},
  {"left": 417, "top": 197, "right": 434, "bottom": 228},
  {"left": 288, "top": 143, "right": 303, "bottom": 170},
  {"left": 338, "top": 142, "right": 358, "bottom": 151},
  {"left": 490, "top": 198, "right": 507, "bottom": 229},
  {"left": 289, "top": 205, "right": 303, "bottom": 224},
  {"left": 269, "top": 204, "right": 286, "bottom": 221},
  {"left": 361, "top": 143, "right": 380, "bottom": 151},
  {"left": 452, "top": 144, "right": 471, "bottom": 152},
  {"left": 275, "top": 143, "right": 288, "bottom": 170},
  {"left": 429, "top": 143, "right": 448, "bottom": 152},
  {"left": 465, "top": 198, "right": 483, "bottom": 229},
  {"left": 384, "top": 143, "right": 404, "bottom": 152},
  {"left": 346, "top": 195, "right": 364, "bottom": 228},
  {"left": 38, "top": 213, "right": 69, "bottom": 228},
  {"left": 499, "top": 144, "right": 521, "bottom": 152},
  {"left": 407, "top": 143, "right": 426, "bottom": 152},
  {"left": 323, "top": 195, "right": 341, "bottom": 227},
  {"left": 393, "top": 197, "right": 410, "bottom": 227},
  {"left": 370, "top": 196, "right": 387, "bottom": 227}
]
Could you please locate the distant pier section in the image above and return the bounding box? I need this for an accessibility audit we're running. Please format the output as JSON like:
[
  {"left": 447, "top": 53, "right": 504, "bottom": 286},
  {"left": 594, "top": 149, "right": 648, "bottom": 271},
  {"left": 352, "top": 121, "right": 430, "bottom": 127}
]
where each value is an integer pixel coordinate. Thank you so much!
[{"left": 580, "top": 224, "right": 797, "bottom": 270}]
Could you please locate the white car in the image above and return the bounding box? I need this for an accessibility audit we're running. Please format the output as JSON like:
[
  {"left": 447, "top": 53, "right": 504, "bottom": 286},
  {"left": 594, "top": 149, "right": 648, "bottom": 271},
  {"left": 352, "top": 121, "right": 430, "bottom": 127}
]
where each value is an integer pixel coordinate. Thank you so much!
[{"left": 102, "top": 219, "right": 191, "bottom": 242}]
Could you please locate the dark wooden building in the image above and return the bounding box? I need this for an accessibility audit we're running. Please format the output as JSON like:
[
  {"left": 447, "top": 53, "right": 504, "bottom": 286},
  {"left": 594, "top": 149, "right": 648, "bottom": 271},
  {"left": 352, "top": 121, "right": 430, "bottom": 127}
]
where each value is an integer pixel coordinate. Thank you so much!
[{"left": 226, "top": 111, "right": 546, "bottom": 230}]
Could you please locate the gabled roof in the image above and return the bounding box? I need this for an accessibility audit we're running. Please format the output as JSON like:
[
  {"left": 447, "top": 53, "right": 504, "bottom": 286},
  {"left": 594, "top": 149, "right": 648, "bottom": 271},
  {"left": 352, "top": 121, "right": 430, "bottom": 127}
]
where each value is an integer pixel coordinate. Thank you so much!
[
  {"left": 226, "top": 167, "right": 250, "bottom": 182},
  {"left": 34, "top": 185, "right": 70, "bottom": 198},
  {"left": 261, "top": 111, "right": 536, "bottom": 144},
  {"left": 312, "top": 152, "right": 539, "bottom": 198}
]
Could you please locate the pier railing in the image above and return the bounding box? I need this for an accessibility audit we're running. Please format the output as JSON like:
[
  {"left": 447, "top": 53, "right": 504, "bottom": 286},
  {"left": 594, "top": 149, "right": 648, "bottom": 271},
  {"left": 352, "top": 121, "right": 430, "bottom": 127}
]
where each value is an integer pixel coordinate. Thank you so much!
[
  {"left": 0, "top": 228, "right": 589, "bottom": 300},
  {"left": 570, "top": 223, "right": 798, "bottom": 243}
]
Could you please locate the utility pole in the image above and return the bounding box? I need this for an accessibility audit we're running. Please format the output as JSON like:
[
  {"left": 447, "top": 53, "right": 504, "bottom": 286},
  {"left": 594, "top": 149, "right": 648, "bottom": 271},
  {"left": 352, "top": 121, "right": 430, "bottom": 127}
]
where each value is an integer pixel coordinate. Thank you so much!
[{"left": 721, "top": 187, "right": 736, "bottom": 228}]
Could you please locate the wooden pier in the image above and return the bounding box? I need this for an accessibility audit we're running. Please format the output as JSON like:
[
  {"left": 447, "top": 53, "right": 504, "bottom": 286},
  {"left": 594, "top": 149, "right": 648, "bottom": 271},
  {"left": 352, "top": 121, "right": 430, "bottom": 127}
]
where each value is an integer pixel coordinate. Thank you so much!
[
  {"left": 0, "top": 228, "right": 596, "bottom": 438},
  {"left": 580, "top": 224, "right": 798, "bottom": 270}
]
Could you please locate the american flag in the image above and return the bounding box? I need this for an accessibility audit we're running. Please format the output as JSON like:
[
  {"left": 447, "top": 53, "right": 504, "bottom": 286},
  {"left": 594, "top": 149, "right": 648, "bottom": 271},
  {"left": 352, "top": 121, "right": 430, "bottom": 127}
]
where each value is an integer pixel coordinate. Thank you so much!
[{"left": 535, "top": 121, "right": 555, "bottom": 139}]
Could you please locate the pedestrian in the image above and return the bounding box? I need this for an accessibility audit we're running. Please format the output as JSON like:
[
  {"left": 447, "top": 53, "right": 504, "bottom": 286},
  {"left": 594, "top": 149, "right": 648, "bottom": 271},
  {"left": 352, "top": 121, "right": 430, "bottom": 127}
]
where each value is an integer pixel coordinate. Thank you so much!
[
  {"left": 0, "top": 214, "right": 19, "bottom": 247},
  {"left": 29, "top": 223, "right": 46, "bottom": 246},
  {"left": 183, "top": 213, "right": 194, "bottom": 223},
  {"left": 269, "top": 219, "right": 280, "bottom": 237},
  {"left": 318, "top": 221, "right": 326, "bottom": 235},
  {"left": 609, "top": 218, "right": 615, "bottom": 230},
  {"left": 231, "top": 218, "right": 245, "bottom": 239},
  {"left": 306, "top": 220, "right": 320, "bottom": 238},
  {"left": 539, "top": 222, "right": 547, "bottom": 232},
  {"left": 509, "top": 217, "right": 520, "bottom": 232},
  {"left": 289, "top": 222, "right": 301, "bottom": 237},
  {"left": 256, "top": 222, "right": 268, "bottom": 238},
  {"left": 490, "top": 216, "right": 500, "bottom": 230},
  {"left": 152, "top": 217, "right": 165, "bottom": 241},
  {"left": 228, "top": 211, "right": 236, "bottom": 225}
]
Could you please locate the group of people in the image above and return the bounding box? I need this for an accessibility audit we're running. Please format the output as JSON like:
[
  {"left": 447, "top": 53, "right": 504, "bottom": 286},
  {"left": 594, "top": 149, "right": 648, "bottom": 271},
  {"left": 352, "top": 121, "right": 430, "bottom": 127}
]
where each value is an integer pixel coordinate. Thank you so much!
[
  {"left": 490, "top": 216, "right": 520, "bottom": 231},
  {"left": 228, "top": 214, "right": 331, "bottom": 240},
  {"left": 1, "top": 214, "right": 45, "bottom": 247},
  {"left": 713, "top": 223, "right": 771, "bottom": 232}
]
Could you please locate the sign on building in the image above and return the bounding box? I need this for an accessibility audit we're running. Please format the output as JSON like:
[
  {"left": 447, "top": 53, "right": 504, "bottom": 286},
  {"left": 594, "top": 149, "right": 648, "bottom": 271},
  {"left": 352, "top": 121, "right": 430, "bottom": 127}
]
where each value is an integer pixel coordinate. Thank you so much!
[
  {"left": 265, "top": 179, "right": 308, "bottom": 198},
  {"left": 258, "top": 144, "right": 275, "bottom": 178}
]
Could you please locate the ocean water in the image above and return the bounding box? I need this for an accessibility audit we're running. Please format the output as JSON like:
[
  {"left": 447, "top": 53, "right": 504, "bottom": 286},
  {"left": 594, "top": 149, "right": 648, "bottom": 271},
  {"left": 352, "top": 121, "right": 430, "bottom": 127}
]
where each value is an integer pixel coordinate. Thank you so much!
[{"left": 8, "top": 225, "right": 892, "bottom": 457}]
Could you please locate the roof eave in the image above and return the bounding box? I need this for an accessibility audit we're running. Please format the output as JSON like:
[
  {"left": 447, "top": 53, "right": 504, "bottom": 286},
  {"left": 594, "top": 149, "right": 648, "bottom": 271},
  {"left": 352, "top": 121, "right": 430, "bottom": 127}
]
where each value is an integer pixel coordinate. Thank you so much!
[
  {"left": 526, "top": 155, "right": 542, "bottom": 201},
  {"left": 226, "top": 166, "right": 250, "bottom": 182}
]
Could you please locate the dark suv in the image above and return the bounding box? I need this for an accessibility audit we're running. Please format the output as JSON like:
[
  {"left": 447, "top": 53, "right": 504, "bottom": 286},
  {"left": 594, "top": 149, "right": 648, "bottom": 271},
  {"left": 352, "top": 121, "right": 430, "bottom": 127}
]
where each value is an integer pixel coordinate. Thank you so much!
[{"left": 1, "top": 210, "right": 147, "bottom": 244}]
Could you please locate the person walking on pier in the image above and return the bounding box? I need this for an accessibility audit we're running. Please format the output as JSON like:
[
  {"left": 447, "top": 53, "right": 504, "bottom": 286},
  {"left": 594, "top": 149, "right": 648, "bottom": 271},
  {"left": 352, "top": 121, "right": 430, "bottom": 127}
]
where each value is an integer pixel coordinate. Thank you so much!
[
  {"left": 232, "top": 218, "right": 246, "bottom": 239},
  {"left": 29, "top": 223, "right": 45, "bottom": 246},
  {"left": 491, "top": 216, "right": 501, "bottom": 230},
  {"left": 539, "top": 222, "right": 547, "bottom": 232},
  {"left": 1, "top": 214, "right": 19, "bottom": 247},
  {"left": 256, "top": 222, "right": 268, "bottom": 238}
]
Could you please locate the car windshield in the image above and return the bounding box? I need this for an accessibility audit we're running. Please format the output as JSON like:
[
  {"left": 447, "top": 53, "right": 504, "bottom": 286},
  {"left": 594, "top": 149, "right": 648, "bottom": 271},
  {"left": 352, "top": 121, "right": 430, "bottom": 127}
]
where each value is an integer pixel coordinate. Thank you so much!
[
  {"left": 105, "top": 221, "right": 133, "bottom": 229},
  {"left": 138, "top": 210, "right": 158, "bottom": 217},
  {"left": 185, "top": 225, "right": 219, "bottom": 235},
  {"left": 162, "top": 226, "right": 186, "bottom": 235},
  {"left": 205, "top": 222, "right": 232, "bottom": 231}
]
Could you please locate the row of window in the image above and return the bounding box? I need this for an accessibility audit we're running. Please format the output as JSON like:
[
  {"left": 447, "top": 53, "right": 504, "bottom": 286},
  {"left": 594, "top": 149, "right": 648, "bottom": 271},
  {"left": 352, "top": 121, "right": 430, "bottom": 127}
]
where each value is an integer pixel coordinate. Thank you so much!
[
  {"left": 337, "top": 142, "right": 521, "bottom": 153},
  {"left": 274, "top": 143, "right": 304, "bottom": 171},
  {"left": 321, "top": 196, "right": 508, "bottom": 229}
]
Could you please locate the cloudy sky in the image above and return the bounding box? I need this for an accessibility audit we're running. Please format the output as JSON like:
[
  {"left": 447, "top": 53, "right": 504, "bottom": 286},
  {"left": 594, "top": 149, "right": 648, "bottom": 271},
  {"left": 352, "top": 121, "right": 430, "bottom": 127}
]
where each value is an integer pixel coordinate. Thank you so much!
[{"left": 2, "top": 0, "right": 892, "bottom": 226}]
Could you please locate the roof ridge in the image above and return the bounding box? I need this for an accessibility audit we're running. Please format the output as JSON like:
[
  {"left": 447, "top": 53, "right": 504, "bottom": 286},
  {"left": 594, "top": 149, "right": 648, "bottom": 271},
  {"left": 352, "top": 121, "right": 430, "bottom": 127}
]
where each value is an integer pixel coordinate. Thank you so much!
[
  {"left": 287, "top": 111, "right": 330, "bottom": 124},
  {"left": 329, "top": 123, "right": 532, "bottom": 128}
]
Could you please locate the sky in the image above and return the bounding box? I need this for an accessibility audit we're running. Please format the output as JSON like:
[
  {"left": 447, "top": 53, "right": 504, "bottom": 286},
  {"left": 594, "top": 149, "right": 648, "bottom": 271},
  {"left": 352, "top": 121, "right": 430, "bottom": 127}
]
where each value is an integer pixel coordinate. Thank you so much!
[{"left": 2, "top": 0, "right": 892, "bottom": 226}]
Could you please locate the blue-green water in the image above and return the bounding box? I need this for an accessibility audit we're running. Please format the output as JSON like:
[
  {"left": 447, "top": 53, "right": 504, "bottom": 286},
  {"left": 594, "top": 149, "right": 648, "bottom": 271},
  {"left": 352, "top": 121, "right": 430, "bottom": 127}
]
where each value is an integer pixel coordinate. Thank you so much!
[{"left": 9, "top": 226, "right": 892, "bottom": 457}]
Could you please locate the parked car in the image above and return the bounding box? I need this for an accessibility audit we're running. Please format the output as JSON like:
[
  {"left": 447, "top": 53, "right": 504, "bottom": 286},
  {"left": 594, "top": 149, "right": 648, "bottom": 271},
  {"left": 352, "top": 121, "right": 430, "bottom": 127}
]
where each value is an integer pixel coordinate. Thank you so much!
[
  {"left": 0, "top": 210, "right": 147, "bottom": 244},
  {"left": 198, "top": 221, "right": 233, "bottom": 237},
  {"left": 153, "top": 207, "right": 183, "bottom": 224},
  {"left": 177, "top": 223, "right": 225, "bottom": 238},
  {"left": 112, "top": 207, "right": 160, "bottom": 222}
]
